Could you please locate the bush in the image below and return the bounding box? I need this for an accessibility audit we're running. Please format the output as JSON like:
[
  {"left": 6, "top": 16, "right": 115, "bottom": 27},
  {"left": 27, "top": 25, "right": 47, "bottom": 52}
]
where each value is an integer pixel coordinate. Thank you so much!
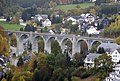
[{"left": 80, "top": 71, "right": 90, "bottom": 79}]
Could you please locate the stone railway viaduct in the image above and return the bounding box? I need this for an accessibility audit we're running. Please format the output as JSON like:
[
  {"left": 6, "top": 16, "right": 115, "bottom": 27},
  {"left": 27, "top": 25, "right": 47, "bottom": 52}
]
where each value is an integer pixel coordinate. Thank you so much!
[{"left": 5, "top": 30, "right": 115, "bottom": 57}]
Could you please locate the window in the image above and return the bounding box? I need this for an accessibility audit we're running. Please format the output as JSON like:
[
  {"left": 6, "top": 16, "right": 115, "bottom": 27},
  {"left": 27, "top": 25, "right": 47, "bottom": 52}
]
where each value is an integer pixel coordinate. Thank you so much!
[
  {"left": 87, "top": 58, "right": 90, "bottom": 61},
  {"left": 113, "top": 55, "right": 117, "bottom": 57}
]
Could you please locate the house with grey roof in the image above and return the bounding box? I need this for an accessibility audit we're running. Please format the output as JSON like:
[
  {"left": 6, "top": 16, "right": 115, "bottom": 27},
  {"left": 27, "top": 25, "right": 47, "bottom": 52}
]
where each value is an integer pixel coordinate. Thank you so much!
[
  {"left": 84, "top": 53, "right": 101, "bottom": 69},
  {"left": 97, "top": 43, "right": 120, "bottom": 55}
]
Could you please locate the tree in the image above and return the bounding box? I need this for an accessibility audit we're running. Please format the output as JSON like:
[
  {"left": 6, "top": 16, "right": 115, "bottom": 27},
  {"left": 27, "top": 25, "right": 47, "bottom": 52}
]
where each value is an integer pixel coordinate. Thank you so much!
[
  {"left": 51, "top": 40, "right": 62, "bottom": 55},
  {"left": 94, "top": 53, "right": 113, "bottom": 77},
  {"left": 97, "top": 47, "right": 105, "bottom": 54},
  {"left": 50, "top": 68, "right": 65, "bottom": 81},
  {"left": 73, "top": 53, "right": 85, "bottom": 67},
  {"left": 115, "top": 36, "right": 120, "bottom": 45},
  {"left": 90, "top": 42, "right": 100, "bottom": 53},
  {"left": 10, "top": 34, "right": 17, "bottom": 47},
  {"left": 11, "top": 71, "right": 32, "bottom": 81},
  {"left": 38, "top": 40, "right": 44, "bottom": 53},
  {"left": 103, "top": 15, "right": 120, "bottom": 37},
  {"left": 89, "top": 8, "right": 97, "bottom": 16},
  {"left": 0, "top": 35, "right": 9, "bottom": 57},
  {"left": 1, "top": 78, "right": 7, "bottom": 81},
  {"left": 17, "top": 56, "right": 24, "bottom": 66},
  {"left": 68, "top": 7, "right": 83, "bottom": 16},
  {"left": 20, "top": 28, "right": 23, "bottom": 31},
  {"left": 49, "top": 1, "right": 57, "bottom": 8},
  {"left": 32, "top": 52, "right": 52, "bottom": 81},
  {"left": 54, "top": 53, "right": 67, "bottom": 68}
]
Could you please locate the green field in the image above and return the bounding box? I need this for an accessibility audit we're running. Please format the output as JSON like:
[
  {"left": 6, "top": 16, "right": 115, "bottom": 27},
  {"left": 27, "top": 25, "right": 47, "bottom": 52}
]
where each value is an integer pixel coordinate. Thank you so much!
[
  {"left": 55, "top": 3, "right": 94, "bottom": 11},
  {"left": 0, "top": 21, "right": 25, "bottom": 31}
]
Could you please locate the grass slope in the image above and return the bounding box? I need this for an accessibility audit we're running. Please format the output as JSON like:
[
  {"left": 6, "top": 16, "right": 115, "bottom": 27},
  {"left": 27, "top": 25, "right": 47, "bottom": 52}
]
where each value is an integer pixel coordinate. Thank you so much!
[
  {"left": 0, "top": 21, "right": 24, "bottom": 31},
  {"left": 56, "top": 3, "right": 94, "bottom": 11}
]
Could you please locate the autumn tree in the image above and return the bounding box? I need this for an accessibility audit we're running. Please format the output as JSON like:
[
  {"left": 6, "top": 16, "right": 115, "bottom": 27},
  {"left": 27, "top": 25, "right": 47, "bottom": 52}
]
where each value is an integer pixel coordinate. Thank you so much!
[
  {"left": 103, "top": 15, "right": 120, "bottom": 37},
  {"left": 49, "top": 1, "right": 57, "bottom": 8},
  {"left": 1, "top": 78, "right": 7, "bottom": 81},
  {"left": 89, "top": 8, "right": 97, "bottom": 16},
  {"left": 11, "top": 71, "right": 33, "bottom": 81},
  {"left": 9, "top": 34, "right": 17, "bottom": 47},
  {"left": 115, "top": 36, "right": 120, "bottom": 45}
]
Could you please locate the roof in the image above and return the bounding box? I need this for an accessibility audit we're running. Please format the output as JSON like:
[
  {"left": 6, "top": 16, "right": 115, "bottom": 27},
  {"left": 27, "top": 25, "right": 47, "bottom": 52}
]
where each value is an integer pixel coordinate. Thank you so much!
[
  {"left": 116, "top": 48, "right": 120, "bottom": 53},
  {"left": 85, "top": 53, "right": 101, "bottom": 59},
  {"left": 98, "top": 43, "right": 120, "bottom": 52}
]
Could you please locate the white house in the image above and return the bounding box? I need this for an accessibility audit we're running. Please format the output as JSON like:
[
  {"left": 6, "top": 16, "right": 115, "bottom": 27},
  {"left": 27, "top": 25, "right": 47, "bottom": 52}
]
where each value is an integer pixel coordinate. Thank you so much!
[
  {"left": 66, "top": 17, "right": 77, "bottom": 25},
  {"left": 84, "top": 53, "right": 101, "bottom": 69},
  {"left": 35, "top": 14, "right": 43, "bottom": 21},
  {"left": 113, "top": 64, "right": 120, "bottom": 71},
  {"left": 49, "top": 30, "right": 55, "bottom": 34},
  {"left": 20, "top": 23, "right": 26, "bottom": 26},
  {"left": 0, "top": 19, "right": 6, "bottom": 21},
  {"left": 111, "top": 49, "right": 120, "bottom": 63},
  {"left": 90, "top": 0, "right": 96, "bottom": 2},
  {"left": 87, "top": 15, "right": 95, "bottom": 24},
  {"left": 42, "top": 19, "right": 52, "bottom": 27},
  {"left": 106, "top": 64, "right": 120, "bottom": 81},
  {"left": 86, "top": 26, "right": 100, "bottom": 35},
  {"left": 106, "top": 72, "right": 120, "bottom": 81}
]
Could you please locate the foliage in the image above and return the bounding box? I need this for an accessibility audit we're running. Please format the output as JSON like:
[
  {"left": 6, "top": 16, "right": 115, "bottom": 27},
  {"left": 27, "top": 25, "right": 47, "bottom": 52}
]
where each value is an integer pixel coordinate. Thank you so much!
[
  {"left": 73, "top": 53, "right": 85, "bottom": 67},
  {"left": 1, "top": 78, "right": 7, "bottom": 81},
  {"left": 11, "top": 71, "right": 33, "bottom": 81},
  {"left": 24, "top": 24, "right": 36, "bottom": 32},
  {"left": 50, "top": 68, "right": 65, "bottom": 81},
  {"left": 115, "top": 36, "right": 120, "bottom": 45},
  {"left": 94, "top": 53, "right": 113, "bottom": 80},
  {"left": 103, "top": 15, "right": 120, "bottom": 37},
  {"left": 97, "top": 47, "right": 105, "bottom": 54},
  {"left": 17, "top": 56, "right": 24, "bottom": 66},
  {"left": 67, "top": 7, "right": 84, "bottom": 16},
  {"left": 9, "top": 34, "right": 17, "bottom": 47},
  {"left": 90, "top": 42, "right": 101, "bottom": 53},
  {"left": 51, "top": 40, "right": 62, "bottom": 55},
  {"left": 38, "top": 40, "right": 44, "bottom": 53},
  {"left": 0, "top": 34, "right": 9, "bottom": 57}
]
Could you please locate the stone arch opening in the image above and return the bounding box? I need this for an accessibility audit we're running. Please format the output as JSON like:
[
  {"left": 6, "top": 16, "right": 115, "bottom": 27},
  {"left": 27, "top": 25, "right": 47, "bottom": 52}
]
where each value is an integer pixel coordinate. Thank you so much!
[
  {"left": 90, "top": 41, "right": 101, "bottom": 53},
  {"left": 19, "top": 34, "right": 29, "bottom": 54},
  {"left": 45, "top": 37, "right": 60, "bottom": 54},
  {"left": 61, "top": 38, "right": 72, "bottom": 56},
  {"left": 76, "top": 39, "right": 88, "bottom": 55},
  {"left": 19, "top": 34, "right": 29, "bottom": 42},
  {"left": 33, "top": 36, "right": 45, "bottom": 53}
]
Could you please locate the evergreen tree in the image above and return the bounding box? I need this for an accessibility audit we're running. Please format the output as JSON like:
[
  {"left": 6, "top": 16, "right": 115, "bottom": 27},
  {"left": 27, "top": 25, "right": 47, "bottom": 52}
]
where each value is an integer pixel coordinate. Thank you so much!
[{"left": 17, "top": 56, "right": 24, "bottom": 66}]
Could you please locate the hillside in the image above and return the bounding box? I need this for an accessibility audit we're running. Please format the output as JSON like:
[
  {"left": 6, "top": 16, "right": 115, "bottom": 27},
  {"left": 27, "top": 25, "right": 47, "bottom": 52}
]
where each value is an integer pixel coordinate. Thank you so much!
[{"left": 55, "top": 3, "right": 94, "bottom": 11}]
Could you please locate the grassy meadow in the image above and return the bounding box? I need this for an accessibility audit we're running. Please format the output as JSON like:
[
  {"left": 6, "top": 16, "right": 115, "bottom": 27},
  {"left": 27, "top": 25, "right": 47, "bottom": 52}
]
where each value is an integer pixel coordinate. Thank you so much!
[
  {"left": 55, "top": 2, "right": 94, "bottom": 11},
  {"left": 0, "top": 21, "right": 24, "bottom": 31}
]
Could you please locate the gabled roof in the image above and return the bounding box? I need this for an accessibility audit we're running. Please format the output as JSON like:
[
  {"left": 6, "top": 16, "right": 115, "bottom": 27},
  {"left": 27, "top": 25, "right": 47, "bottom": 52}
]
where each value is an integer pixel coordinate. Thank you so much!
[
  {"left": 116, "top": 48, "right": 120, "bottom": 53},
  {"left": 85, "top": 53, "right": 101, "bottom": 59},
  {"left": 98, "top": 43, "right": 120, "bottom": 53}
]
